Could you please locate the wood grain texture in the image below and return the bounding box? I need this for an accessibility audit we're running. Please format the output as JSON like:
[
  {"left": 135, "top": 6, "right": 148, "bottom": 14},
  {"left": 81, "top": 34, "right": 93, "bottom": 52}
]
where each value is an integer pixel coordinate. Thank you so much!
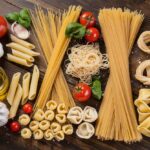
[{"left": 0, "top": 0, "right": 150, "bottom": 150}]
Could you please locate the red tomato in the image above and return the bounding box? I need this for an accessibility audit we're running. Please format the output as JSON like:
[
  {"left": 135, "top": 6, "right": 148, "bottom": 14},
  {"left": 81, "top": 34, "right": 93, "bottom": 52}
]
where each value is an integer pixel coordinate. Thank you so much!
[
  {"left": 85, "top": 27, "right": 100, "bottom": 42},
  {"left": 0, "top": 16, "right": 8, "bottom": 38},
  {"left": 80, "top": 12, "right": 96, "bottom": 28},
  {"left": 73, "top": 83, "right": 91, "bottom": 102},
  {"left": 23, "top": 103, "right": 33, "bottom": 114},
  {"left": 10, "top": 121, "right": 21, "bottom": 133}
]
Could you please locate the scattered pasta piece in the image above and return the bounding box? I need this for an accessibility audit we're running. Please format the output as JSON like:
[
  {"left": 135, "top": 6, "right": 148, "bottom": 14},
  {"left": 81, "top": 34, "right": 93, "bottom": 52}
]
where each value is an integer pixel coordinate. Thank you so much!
[
  {"left": 62, "top": 124, "right": 73, "bottom": 135},
  {"left": 33, "top": 129, "right": 44, "bottom": 140},
  {"left": 44, "top": 110, "right": 55, "bottom": 121},
  {"left": 44, "top": 129, "right": 54, "bottom": 141},
  {"left": 29, "top": 120, "right": 39, "bottom": 131},
  {"left": 57, "top": 103, "right": 67, "bottom": 114},
  {"left": 54, "top": 130, "right": 65, "bottom": 141},
  {"left": 19, "top": 114, "right": 30, "bottom": 126},
  {"left": 46, "top": 100, "right": 57, "bottom": 110},
  {"left": 50, "top": 122, "right": 61, "bottom": 133},
  {"left": 21, "top": 128, "right": 32, "bottom": 139},
  {"left": 76, "top": 122, "right": 95, "bottom": 139},
  {"left": 39, "top": 120, "right": 50, "bottom": 131},
  {"left": 55, "top": 114, "right": 66, "bottom": 124},
  {"left": 33, "top": 109, "right": 45, "bottom": 121}
]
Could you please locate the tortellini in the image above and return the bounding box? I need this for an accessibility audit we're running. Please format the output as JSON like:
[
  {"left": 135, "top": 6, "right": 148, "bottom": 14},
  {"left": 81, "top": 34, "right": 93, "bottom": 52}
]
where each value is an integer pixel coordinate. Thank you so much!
[
  {"left": 55, "top": 114, "right": 66, "bottom": 124},
  {"left": 50, "top": 122, "right": 61, "bottom": 133},
  {"left": 19, "top": 114, "right": 30, "bottom": 126},
  {"left": 67, "top": 106, "right": 83, "bottom": 124},
  {"left": 54, "top": 130, "right": 65, "bottom": 141},
  {"left": 33, "top": 129, "right": 44, "bottom": 140},
  {"left": 44, "top": 110, "right": 55, "bottom": 121},
  {"left": 21, "top": 128, "right": 32, "bottom": 139},
  {"left": 83, "top": 106, "right": 98, "bottom": 123},
  {"left": 62, "top": 124, "right": 73, "bottom": 135},
  {"left": 44, "top": 129, "right": 54, "bottom": 141},
  {"left": 29, "top": 120, "right": 39, "bottom": 131},
  {"left": 39, "top": 120, "right": 50, "bottom": 131},
  {"left": 76, "top": 122, "right": 95, "bottom": 139},
  {"left": 57, "top": 103, "right": 67, "bottom": 114},
  {"left": 46, "top": 100, "right": 57, "bottom": 110},
  {"left": 33, "top": 109, "right": 45, "bottom": 121}
]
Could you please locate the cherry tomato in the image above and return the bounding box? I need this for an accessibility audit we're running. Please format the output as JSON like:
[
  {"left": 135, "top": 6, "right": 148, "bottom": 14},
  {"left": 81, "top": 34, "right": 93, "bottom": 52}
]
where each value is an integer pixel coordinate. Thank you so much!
[
  {"left": 85, "top": 27, "right": 100, "bottom": 42},
  {"left": 0, "top": 16, "right": 8, "bottom": 38},
  {"left": 10, "top": 121, "right": 21, "bottom": 133},
  {"left": 73, "top": 83, "right": 91, "bottom": 102},
  {"left": 23, "top": 103, "right": 33, "bottom": 114},
  {"left": 80, "top": 12, "right": 96, "bottom": 28}
]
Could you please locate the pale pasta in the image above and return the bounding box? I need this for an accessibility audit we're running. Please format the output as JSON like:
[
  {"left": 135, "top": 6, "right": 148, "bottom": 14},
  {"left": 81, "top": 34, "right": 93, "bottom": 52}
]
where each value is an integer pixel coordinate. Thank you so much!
[
  {"left": 7, "top": 72, "right": 21, "bottom": 105},
  {"left": 76, "top": 122, "right": 95, "bottom": 139},
  {"left": 33, "top": 109, "right": 45, "bottom": 121},
  {"left": 55, "top": 114, "right": 66, "bottom": 124},
  {"left": 39, "top": 120, "right": 50, "bottom": 131},
  {"left": 44, "top": 110, "right": 55, "bottom": 121},
  {"left": 50, "top": 122, "right": 61, "bottom": 133},
  {"left": 62, "top": 124, "right": 73, "bottom": 135},
  {"left": 21, "top": 128, "right": 32, "bottom": 139},
  {"left": 57, "top": 103, "right": 67, "bottom": 114},
  {"left": 29, "top": 120, "right": 39, "bottom": 131},
  {"left": 28, "top": 65, "right": 40, "bottom": 100},
  {"left": 46, "top": 100, "right": 57, "bottom": 110},
  {"left": 54, "top": 130, "right": 65, "bottom": 141},
  {"left": 19, "top": 114, "right": 30, "bottom": 126},
  {"left": 33, "top": 129, "right": 44, "bottom": 140},
  {"left": 22, "top": 72, "right": 31, "bottom": 105},
  {"left": 44, "top": 129, "right": 54, "bottom": 141},
  {"left": 9, "top": 84, "right": 22, "bottom": 119},
  {"left": 10, "top": 34, "right": 35, "bottom": 49}
]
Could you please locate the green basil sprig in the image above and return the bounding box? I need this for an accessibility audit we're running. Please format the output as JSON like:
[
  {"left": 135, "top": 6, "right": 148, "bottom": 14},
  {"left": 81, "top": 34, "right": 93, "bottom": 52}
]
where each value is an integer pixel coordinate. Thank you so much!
[{"left": 65, "top": 22, "right": 86, "bottom": 39}]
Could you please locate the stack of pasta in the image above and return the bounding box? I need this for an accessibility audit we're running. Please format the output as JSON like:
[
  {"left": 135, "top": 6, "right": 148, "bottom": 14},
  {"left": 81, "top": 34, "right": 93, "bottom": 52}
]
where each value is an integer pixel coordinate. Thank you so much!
[
  {"left": 95, "top": 8, "right": 144, "bottom": 143},
  {"left": 31, "top": 6, "right": 82, "bottom": 111},
  {"left": 6, "top": 34, "right": 40, "bottom": 67}
]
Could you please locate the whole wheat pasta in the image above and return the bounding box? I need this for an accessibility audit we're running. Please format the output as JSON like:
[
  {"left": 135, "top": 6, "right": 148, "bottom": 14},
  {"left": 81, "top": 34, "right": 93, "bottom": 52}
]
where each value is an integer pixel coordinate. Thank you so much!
[{"left": 7, "top": 72, "right": 21, "bottom": 105}]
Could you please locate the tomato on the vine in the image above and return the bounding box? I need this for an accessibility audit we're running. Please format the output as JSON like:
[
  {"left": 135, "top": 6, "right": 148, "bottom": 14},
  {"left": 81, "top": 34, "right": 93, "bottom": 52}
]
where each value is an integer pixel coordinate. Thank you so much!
[
  {"left": 85, "top": 27, "right": 100, "bottom": 42},
  {"left": 23, "top": 103, "right": 33, "bottom": 114},
  {"left": 73, "top": 83, "right": 91, "bottom": 102},
  {"left": 0, "top": 16, "right": 8, "bottom": 38},
  {"left": 79, "top": 12, "right": 96, "bottom": 28},
  {"left": 10, "top": 121, "right": 21, "bottom": 133}
]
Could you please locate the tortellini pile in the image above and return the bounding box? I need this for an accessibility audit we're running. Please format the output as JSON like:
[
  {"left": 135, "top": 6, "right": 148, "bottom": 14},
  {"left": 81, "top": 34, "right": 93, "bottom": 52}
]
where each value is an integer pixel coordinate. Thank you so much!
[
  {"left": 134, "top": 89, "right": 150, "bottom": 137},
  {"left": 67, "top": 106, "right": 98, "bottom": 139},
  {"left": 19, "top": 100, "right": 73, "bottom": 141}
]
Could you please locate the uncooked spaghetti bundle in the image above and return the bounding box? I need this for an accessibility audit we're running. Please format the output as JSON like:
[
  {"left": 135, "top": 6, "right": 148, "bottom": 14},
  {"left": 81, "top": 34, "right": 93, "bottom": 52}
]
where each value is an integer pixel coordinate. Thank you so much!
[{"left": 95, "top": 8, "right": 144, "bottom": 143}]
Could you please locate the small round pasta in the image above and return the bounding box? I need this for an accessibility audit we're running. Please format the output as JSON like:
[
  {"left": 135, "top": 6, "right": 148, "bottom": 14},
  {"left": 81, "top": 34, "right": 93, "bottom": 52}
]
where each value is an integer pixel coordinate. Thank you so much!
[
  {"left": 50, "top": 122, "right": 61, "bottom": 133},
  {"left": 39, "top": 120, "right": 50, "bottom": 131},
  {"left": 44, "top": 110, "right": 55, "bottom": 121},
  {"left": 62, "top": 124, "right": 73, "bottom": 135},
  {"left": 44, "top": 129, "right": 54, "bottom": 141},
  {"left": 18, "top": 114, "right": 30, "bottom": 126},
  {"left": 57, "top": 103, "right": 67, "bottom": 114},
  {"left": 29, "top": 120, "right": 39, "bottom": 131},
  {"left": 33, "top": 109, "right": 45, "bottom": 121},
  {"left": 21, "top": 128, "right": 32, "bottom": 139},
  {"left": 55, "top": 114, "right": 66, "bottom": 124},
  {"left": 33, "top": 129, "right": 44, "bottom": 140},
  {"left": 46, "top": 100, "right": 57, "bottom": 110},
  {"left": 54, "top": 130, "right": 65, "bottom": 141}
]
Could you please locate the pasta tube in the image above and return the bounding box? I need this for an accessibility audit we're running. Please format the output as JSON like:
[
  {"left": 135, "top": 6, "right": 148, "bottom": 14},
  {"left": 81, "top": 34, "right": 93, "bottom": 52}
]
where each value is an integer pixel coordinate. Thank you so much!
[
  {"left": 28, "top": 65, "right": 40, "bottom": 100},
  {"left": 7, "top": 54, "right": 33, "bottom": 67},
  {"left": 6, "top": 42, "right": 40, "bottom": 56},
  {"left": 22, "top": 72, "right": 31, "bottom": 105},
  {"left": 12, "top": 49, "right": 35, "bottom": 62},
  {"left": 9, "top": 84, "right": 22, "bottom": 119},
  {"left": 7, "top": 72, "right": 21, "bottom": 105},
  {"left": 10, "top": 34, "right": 35, "bottom": 49}
]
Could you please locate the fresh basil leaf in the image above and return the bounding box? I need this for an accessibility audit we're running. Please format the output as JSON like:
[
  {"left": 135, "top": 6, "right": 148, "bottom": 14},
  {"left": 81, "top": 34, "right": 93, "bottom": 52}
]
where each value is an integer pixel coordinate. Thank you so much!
[
  {"left": 91, "top": 79, "right": 102, "bottom": 100},
  {"left": 18, "top": 17, "right": 31, "bottom": 28},
  {"left": 19, "top": 8, "right": 30, "bottom": 20},
  {"left": 65, "top": 22, "right": 86, "bottom": 39},
  {"left": 5, "top": 12, "right": 19, "bottom": 22}
]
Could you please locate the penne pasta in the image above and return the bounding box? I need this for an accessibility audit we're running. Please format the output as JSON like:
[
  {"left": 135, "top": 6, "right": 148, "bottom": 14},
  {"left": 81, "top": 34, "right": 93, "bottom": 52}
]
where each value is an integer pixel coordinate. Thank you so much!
[
  {"left": 9, "top": 84, "right": 22, "bottom": 119},
  {"left": 22, "top": 72, "right": 31, "bottom": 105},
  {"left": 7, "top": 72, "right": 21, "bottom": 105},
  {"left": 10, "top": 34, "right": 35, "bottom": 49},
  {"left": 7, "top": 54, "right": 33, "bottom": 67},
  {"left": 28, "top": 65, "right": 40, "bottom": 100},
  {"left": 6, "top": 42, "right": 40, "bottom": 56},
  {"left": 12, "top": 49, "right": 35, "bottom": 62}
]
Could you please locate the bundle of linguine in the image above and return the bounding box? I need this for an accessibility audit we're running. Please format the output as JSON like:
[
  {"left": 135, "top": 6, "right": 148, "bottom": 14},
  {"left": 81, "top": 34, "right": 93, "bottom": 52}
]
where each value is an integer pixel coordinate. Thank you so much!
[{"left": 95, "top": 8, "right": 144, "bottom": 143}]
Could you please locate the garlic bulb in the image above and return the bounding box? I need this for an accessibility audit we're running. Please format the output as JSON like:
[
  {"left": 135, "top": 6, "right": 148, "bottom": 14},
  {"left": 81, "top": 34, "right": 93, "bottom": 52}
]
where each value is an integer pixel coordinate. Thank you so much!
[
  {"left": 0, "top": 43, "right": 4, "bottom": 58},
  {"left": 0, "top": 102, "right": 9, "bottom": 127}
]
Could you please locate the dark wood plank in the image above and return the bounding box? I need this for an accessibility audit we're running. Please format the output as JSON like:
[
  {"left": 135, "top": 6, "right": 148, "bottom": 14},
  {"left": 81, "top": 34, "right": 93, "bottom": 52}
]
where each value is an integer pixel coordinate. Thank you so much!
[{"left": 0, "top": 0, "right": 150, "bottom": 150}]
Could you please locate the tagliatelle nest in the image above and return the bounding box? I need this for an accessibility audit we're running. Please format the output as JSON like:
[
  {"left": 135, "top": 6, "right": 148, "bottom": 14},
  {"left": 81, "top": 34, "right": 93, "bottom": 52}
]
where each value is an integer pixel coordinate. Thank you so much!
[{"left": 65, "top": 43, "right": 109, "bottom": 84}]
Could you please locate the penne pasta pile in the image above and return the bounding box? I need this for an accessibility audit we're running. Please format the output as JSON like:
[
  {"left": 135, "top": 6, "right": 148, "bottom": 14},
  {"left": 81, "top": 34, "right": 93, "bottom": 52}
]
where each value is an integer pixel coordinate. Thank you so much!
[
  {"left": 7, "top": 65, "right": 40, "bottom": 118},
  {"left": 6, "top": 35, "right": 40, "bottom": 67}
]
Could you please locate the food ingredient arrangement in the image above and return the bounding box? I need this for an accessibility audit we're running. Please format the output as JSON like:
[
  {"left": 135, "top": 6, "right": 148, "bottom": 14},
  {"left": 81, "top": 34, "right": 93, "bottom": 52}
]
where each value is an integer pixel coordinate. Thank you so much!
[{"left": 0, "top": 3, "right": 149, "bottom": 146}]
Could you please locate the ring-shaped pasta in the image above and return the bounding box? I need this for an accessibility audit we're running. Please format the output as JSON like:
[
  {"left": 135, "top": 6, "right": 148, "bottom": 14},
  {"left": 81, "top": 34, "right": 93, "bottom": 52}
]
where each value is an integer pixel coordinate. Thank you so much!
[
  {"left": 44, "top": 129, "right": 54, "bottom": 141},
  {"left": 54, "top": 130, "right": 65, "bottom": 141},
  {"left": 57, "top": 103, "right": 67, "bottom": 114},
  {"left": 33, "top": 129, "right": 44, "bottom": 140},
  {"left": 46, "top": 100, "right": 57, "bottom": 110},
  {"left": 62, "top": 124, "right": 73, "bottom": 135},
  {"left": 21, "top": 128, "right": 32, "bottom": 139},
  {"left": 55, "top": 114, "right": 66, "bottom": 124},
  {"left": 50, "top": 122, "right": 61, "bottom": 133},
  {"left": 44, "top": 110, "right": 55, "bottom": 121},
  {"left": 29, "top": 120, "right": 39, "bottom": 131},
  {"left": 33, "top": 109, "right": 45, "bottom": 121},
  {"left": 39, "top": 120, "right": 50, "bottom": 131},
  {"left": 19, "top": 114, "right": 30, "bottom": 126}
]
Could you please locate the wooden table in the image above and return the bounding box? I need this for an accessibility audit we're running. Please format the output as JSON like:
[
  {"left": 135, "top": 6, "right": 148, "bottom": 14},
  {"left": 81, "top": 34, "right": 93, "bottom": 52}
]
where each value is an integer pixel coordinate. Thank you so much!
[{"left": 0, "top": 0, "right": 150, "bottom": 150}]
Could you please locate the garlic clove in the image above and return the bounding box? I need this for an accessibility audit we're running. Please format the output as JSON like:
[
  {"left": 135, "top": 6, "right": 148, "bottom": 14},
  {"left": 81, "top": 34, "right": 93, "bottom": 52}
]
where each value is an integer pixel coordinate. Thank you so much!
[{"left": 0, "top": 43, "right": 4, "bottom": 58}]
